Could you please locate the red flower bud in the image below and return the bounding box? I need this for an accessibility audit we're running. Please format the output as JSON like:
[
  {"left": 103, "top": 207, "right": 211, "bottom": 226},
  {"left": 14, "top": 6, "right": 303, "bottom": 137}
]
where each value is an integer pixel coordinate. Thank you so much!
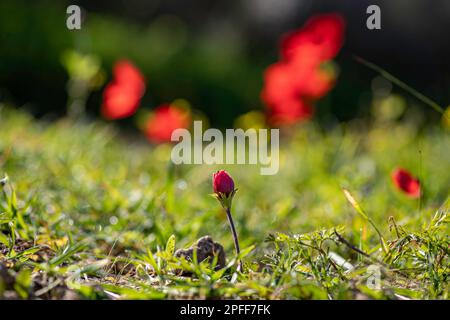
[
  {"left": 212, "top": 170, "right": 241, "bottom": 270},
  {"left": 213, "top": 170, "right": 235, "bottom": 195},
  {"left": 391, "top": 168, "right": 421, "bottom": 198}
]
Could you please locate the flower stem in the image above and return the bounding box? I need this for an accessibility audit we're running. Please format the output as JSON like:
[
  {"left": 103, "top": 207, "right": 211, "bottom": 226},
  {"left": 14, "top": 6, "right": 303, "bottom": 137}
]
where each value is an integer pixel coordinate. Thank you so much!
[{"left": 225, "top": 207, "right": 242, "bottom": 271}]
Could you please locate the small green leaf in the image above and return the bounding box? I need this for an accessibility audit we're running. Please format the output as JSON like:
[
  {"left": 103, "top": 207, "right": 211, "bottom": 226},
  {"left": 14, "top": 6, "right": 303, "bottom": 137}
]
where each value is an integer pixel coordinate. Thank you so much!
[
  {"left": 238, "top": 244, "right": 255, "bottom": 259},
  {"left": 146, "top": 248, "right": 160, "bottom": 274},
  {"left": 165, "top": 234, "right": 176, "bottom": 256}
]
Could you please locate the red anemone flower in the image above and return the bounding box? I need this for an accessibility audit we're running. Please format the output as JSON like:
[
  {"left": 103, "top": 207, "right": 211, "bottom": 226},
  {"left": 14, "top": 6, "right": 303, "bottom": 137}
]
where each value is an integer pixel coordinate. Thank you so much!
[
  {"left": 112, "top": 60, "right": 146, "bottom": 96},
  {"left": 280, "top": 13, "right": 345, "bottom": 62},
  {"left": 261, "top": 61, "right": 299, "bottom": 106},
  {"left": 267, "top": 99, "right": 313, "bottom": 126},
  {"left": 261, "top": 13, "right": 345, "bottom": 126},
  {"left": 101, "top": 60, "right": 146, "bottom": 120},
  {"left": 391, "top": 168, "right": 421, "bottom": 198},
  {"left": 213, "top": 170, "right": 235, "bottom": 195},
  {"left": 101, "top": 83, "right": 141, "bottom": 120},
  {"left": 211, "top": 170, "right": 241, "bottom": 270},
  {"left": 145, "top": 104, "right": 191, "bottom": 144}
]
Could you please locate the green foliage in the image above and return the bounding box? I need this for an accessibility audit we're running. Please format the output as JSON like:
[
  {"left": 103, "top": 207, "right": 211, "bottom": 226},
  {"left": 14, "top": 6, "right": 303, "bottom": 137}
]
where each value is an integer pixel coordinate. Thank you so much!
[{"left": 0, "top": 106, "right": 448, "bottom": 299}]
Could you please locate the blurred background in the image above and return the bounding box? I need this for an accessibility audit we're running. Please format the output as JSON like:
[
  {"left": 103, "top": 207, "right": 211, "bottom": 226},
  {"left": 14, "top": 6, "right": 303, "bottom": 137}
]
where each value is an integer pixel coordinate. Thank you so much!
[{"left": 0, "top": 0, "right": 449, "bottom": 129}]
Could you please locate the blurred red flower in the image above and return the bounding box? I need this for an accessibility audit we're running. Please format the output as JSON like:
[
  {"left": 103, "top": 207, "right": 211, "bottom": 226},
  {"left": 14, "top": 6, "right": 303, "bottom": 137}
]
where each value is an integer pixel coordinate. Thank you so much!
[
  {"left": 145, "top": 104, "right": 191, "bottom": 143},
  {"left": 293, "top": 64, "right": 336, "bottom": 100},
  {"left": 268, "top": 99, "right": 313, "bottom": 126},
  {"left": 391, "top": 168, "right": 421, "bottom": 198},
  {"left": 261, "top": 13, "right": 345, "bottom": 126},
  {"left": 281, "top": 13, "right": 345, "bottom": 61},
  {"left": 101, "top": 60, "right": 146, "bottom": 120},
  {"left": 261, "top": 62, "right": 298, "bottom": 106},
  {"left": 101, "top": 83, "right": 142, "bottom": 120},
  {"left": 113, "top": 60, "right": 146, "bottom": 96}
]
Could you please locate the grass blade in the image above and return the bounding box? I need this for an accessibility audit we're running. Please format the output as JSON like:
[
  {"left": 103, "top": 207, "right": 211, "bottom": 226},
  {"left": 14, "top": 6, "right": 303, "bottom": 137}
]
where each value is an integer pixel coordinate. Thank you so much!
[
  {"left": 354, "top": 55, "right": 447, "bottom": 117},
  {"left": 343, "top": 188, "right": 388, "bottom": 255}
]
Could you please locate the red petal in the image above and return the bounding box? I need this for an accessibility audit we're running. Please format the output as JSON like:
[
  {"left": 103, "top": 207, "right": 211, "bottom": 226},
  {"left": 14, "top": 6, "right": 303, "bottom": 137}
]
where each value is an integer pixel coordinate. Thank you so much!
[
  {"left": 145, "top": 104, "right": 191, "bottom": 144},
  {"left": 391, "top": 168, "right": 421, "bottom": 198},
  {"left": 281, "top": 13, "right": 345, "bottom": 61},
  {"left": 113, "top": 60, "right": 146, "bottom": 97},
  {"left": 101, "top": 83, "right": 141, "bottom": 120}
]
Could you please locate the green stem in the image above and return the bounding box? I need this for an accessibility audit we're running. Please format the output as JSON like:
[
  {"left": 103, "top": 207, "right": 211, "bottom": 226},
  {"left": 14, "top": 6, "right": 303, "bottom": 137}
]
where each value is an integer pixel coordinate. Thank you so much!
[{"left": 225, "top": 207, "right": 242, "bottom": 271}]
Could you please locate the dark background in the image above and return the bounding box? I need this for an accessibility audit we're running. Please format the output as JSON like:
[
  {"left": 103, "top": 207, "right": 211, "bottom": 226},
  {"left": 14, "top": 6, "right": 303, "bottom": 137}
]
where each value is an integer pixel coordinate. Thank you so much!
[{"left": 0, "top": 0, "right": 449, "bottom": 127}]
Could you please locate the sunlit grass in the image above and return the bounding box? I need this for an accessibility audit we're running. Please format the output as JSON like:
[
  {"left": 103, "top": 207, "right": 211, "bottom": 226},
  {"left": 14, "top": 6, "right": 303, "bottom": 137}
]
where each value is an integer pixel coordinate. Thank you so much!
[{"left": 0, "top": 106, "right": 448, "bottom": 299}]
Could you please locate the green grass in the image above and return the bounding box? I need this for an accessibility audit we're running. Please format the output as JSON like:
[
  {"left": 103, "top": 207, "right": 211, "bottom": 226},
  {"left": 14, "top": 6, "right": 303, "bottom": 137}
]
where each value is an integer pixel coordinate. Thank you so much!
[{"left": 0, "top": 105, "right": 448, "bottom": 299}]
